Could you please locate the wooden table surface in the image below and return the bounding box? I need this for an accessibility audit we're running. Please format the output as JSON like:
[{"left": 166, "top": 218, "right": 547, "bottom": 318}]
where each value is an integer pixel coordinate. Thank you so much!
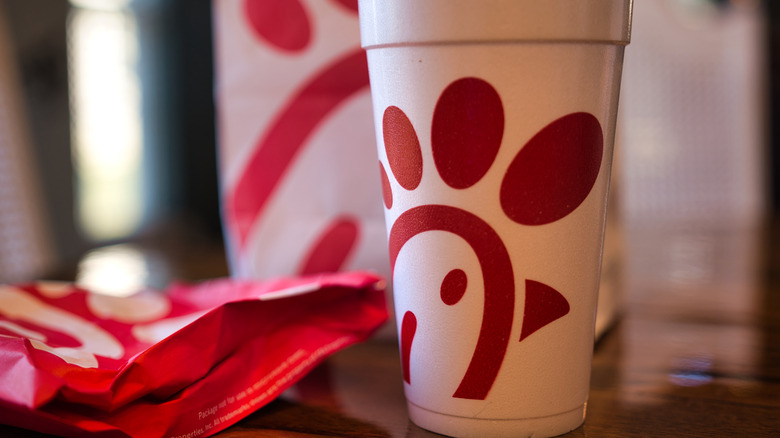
[
  {"left": 1, "top": 221, "right": 778, "bottom": 437},
  {"left": 217, "top": 223, "right": 780, "bottom": 437}
]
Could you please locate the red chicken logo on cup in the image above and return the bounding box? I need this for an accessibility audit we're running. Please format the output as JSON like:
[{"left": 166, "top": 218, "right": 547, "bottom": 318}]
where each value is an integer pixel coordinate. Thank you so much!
[{"left": 383, "top": 77, "right": 603, "bottom": 400}]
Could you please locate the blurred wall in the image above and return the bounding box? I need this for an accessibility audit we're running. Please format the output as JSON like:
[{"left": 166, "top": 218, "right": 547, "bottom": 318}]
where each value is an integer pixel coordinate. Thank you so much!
[
  {"left": 132, "top": 0, "right": 219, "bottom": 238},
  {"left": 768, "top": 0, "right": 780, "bottom": 213},
  {"left": 618, "top": 0, "right": 767, "bottom": 227},
  {"left": 0, "top": 0, "right": 81, "bottom": 264},
  {"left": 0, "top": 0, "right": 219, "bottom": 271}
]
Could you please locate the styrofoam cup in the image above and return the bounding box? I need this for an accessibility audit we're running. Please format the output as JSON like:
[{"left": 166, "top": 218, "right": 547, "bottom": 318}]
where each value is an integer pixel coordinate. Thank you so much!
[{"left": 359, "top": 1, "right": 632, "bottom": 437}]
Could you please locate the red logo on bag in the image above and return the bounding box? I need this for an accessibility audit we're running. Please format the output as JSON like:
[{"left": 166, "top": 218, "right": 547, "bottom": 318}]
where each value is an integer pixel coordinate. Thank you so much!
[
  {"left": 227, "top": 0, "right": 369, "bottom": 276},
  {"left": 385, "top": 77, "right": 603, "bottom": 400}
]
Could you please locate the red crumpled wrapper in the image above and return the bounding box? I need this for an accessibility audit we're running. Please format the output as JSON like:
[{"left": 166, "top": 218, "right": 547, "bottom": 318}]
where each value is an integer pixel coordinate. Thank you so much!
[{"left": 0, "top": 271, "right": 387, "bottom": 437}]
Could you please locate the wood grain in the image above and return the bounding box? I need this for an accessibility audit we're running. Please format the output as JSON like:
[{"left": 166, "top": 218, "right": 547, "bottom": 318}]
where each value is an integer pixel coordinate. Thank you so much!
[{"left": 1, "top": 222, "right": 778, "bottom": 437}]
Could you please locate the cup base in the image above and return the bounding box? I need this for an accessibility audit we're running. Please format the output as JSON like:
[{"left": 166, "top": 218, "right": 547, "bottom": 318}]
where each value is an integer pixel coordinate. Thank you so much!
[{"left": 407, "top": 402, "right": 586, "bottom": 438}]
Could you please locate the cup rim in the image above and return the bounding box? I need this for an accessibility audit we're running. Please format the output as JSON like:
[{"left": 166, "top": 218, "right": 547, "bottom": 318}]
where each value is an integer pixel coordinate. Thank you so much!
[{"left": 358, "top": 0, "right": 633, "bottom": 49}]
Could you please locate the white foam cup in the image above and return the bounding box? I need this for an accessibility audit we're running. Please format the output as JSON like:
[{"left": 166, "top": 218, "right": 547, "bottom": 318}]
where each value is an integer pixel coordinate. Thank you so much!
[{"left": 359, "top": 1, "right": 632, "bottom": 437}]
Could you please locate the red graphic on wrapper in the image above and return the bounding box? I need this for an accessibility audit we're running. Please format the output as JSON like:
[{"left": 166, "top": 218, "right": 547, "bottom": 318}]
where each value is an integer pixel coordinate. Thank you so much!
[
  {"left": 330, "top": 0, "right": 359, "bottom": 13},
  {"left": 244, "top": 0, "right": 311, "bottom": 52},
  {"left": 0, "top": 275, "right": 387, "bottom": 437},
  {"left": 385, "top": 77, "right": 603, "bottom": 400},
  {"left": 229, "top": 1, "right": 369, "bottom": 276},
  {"left": 227, "top": 51, "right": 369, "bottom": 248},
  {"left": 299, "top": 216, "right": 360, "bottom": 275}
]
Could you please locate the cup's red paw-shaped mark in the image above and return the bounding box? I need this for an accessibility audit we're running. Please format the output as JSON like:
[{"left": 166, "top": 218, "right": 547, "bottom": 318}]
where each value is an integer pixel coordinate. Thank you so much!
[
  {"left": 432, "top": 78, "right": 504, "bottom": 189},
  {"left": 389, "top": 205, "right": 515, "bottom": 400},
  {"left": 379, "top": 162, "right": 393, "bottom": 208},
  {"left": 520, "top": 280, "right": 571, "bottom": 342},
  {"left": 298, "top": 216, "right": 360, "bottom": 275},
  {"left": 330, "top": 0, "right": 358, "bottom": 13},
  {"left": 500, "top": 112, "right": 603, "bottom": 226},
  {"left": 383, "top": 106, "right": 423, "bottom": 191},
  {"left": 244, "top": 0, "right": 311, "bottom": 52},
  {"left": 401, "top": 311, "right": 417, "bottom": 384}
]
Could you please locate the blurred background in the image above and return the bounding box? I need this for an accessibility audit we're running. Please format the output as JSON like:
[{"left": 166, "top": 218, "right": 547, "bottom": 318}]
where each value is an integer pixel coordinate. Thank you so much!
[
  {"left": 0, "top": 0, "right": 221, "bottom": 292},
  {"left": 0, "top": 0, "right": 776, "bottom": 292}
]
